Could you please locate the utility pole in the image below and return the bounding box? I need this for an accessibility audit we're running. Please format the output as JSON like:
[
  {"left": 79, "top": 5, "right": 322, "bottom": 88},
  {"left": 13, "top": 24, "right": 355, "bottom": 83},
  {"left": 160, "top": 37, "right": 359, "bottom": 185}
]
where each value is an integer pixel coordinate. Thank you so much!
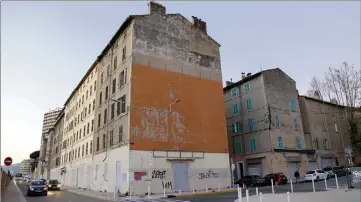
[{"left": 267, "top": 104, "right": 275, "bottom": 173}]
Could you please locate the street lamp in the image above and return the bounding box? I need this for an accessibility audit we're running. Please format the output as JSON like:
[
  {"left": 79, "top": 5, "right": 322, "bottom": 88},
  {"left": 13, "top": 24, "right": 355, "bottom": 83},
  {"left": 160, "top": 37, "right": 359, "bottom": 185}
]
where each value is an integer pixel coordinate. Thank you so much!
[{"left": 169, "top": 99, "right": 181, "bottom": 113}]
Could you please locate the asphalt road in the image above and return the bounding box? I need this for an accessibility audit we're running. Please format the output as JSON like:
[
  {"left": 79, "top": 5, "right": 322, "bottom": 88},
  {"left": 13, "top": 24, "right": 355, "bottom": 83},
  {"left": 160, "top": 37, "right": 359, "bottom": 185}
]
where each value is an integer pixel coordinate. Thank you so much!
[
  {"left": 15, "top": 180, "right": 110, "bottom": 202},
  {"left": 177, "top": 176, "right": 350, "bottom": 202}
]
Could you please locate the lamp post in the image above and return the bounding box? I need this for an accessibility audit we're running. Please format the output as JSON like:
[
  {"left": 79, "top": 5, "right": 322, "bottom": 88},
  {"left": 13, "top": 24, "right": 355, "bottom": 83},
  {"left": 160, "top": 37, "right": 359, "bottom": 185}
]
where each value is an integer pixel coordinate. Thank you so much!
[{"left": 169, "top": 99, "right": 181, "bottom": 113}]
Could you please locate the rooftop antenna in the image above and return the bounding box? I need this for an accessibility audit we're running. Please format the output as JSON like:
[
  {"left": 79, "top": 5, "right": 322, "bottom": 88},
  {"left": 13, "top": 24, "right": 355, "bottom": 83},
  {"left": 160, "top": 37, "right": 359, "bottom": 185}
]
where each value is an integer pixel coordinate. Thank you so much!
[{"left": 260, "top": 64, "right": 263, "bottom": 71}]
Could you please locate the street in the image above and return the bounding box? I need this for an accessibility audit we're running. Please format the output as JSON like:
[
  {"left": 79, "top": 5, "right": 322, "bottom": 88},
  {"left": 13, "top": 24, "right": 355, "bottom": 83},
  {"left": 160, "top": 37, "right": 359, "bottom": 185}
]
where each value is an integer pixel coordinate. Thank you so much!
[
  {"left": 177, "top": 176, "right": 350, "bottom": 202},
  {"left": 15, "top": 180, "right": 110, "bottom": 202},
  {"left": 12, "top": 176, "right": 351, "bottom": 202}
]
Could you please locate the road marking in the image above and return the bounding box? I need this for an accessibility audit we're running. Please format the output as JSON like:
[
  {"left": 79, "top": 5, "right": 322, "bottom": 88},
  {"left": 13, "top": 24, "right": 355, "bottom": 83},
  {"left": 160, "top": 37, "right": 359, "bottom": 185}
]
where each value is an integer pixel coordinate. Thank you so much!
[{"left": 13, "top": 180, "right": 28, "bottom": 202}]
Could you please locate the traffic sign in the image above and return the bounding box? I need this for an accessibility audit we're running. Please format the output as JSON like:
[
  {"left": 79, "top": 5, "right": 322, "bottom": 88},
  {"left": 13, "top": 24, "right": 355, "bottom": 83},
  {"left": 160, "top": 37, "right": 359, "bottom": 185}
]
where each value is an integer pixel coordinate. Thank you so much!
[{"left": 4, "top": 157, "right": 12, "bottom": 166}]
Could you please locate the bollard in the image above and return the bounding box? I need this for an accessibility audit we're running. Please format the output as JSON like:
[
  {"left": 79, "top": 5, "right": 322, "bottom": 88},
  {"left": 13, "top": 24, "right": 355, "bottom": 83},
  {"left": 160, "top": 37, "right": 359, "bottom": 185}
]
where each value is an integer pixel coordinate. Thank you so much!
[
  {"left": 312, "top": 178, "right": 315, "bottom": 192},
  {"left": 243, "top": 183, "right": 245, "bottom": 189},
  {"left": 147, "top": 184, "right": 150, "bottom": 198},
  {"left": 129, "top": 184, "right": 132, "bottom": 199},
  {"left": 218, "top": 184, "right": 220, "bottom": 191},
  {"left": 271, "top": 179, "right": 275, "bottom": 194},
  {"left": 287, "top": 192, "right": 290, "bottom": 202},
  {"left": 206, "top": 185, "right": 208, "bottom": 192},
  {"left": 335, "top": 174, "right": 339, "bottom": 189},
  {"left": 256, "top": 187, "right": 259, "bottom": 195},
  {"left": 246, "top": 189, "right": 249, "bottom": 202},
  {"left": 290, "top": 179, "right": 294, "bottom": 193},
  {"left": 193, "top": 188, "right": 195, "bottom": 194},
  {"left": 179, "top": 189, "right": 181, "bottom": 195},
  {"left": 238, "top": 187, "right": 242, "bottom": 202},
  {"left": 163, "top": 186, "right": 166, "bottom": 197},
  {"left": 260, "top": 192, "right": 263, "bottom": 202},
  {"left": 114, "top": 186, "right": 116, "bottom": 198},
  {"left": 324, "top": 176, "right": 328, "bottom": 190}
]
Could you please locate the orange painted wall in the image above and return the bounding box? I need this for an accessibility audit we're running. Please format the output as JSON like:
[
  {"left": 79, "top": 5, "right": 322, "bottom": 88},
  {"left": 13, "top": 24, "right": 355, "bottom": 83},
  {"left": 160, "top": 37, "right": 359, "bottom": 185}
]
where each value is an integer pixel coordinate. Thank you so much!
[{"left": 129, "top": 63, "right": 228, "bottom": 153}]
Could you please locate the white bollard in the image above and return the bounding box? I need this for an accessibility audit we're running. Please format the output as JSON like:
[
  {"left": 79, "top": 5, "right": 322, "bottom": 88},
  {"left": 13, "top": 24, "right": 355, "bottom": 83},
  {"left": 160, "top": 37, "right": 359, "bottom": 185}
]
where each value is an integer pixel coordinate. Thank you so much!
[
  {"left": 287, "top": 192, "right": 290, "bottom": 202},
  {"left": 290, "top": 179, "right": 294, "bottom": 193},
  {"left": 243, "top": 183, "right": 245, "bottom": 189},
  {"left": 238, "top": 188, "right": 242, "bottom": 202},
  {"left": 271, "top": 179, "right": 275, "bottom": 194},
  {"left": 179, "top": 189, "right": 181, "bottom": 195},
  {"left": 260, "top": 192, "right": 263, "bottom": 202},
  {"left": 256, "top": 187, "right": 259, "bottom": 195},
  {"left": 114, "top": 186, "right": 116, "bottom": 198},
  {"left": 206, "top": 185, "right": 208, "bottom": 192},
  {"left": 193, "top": 188, "right": 195, "bottom": 194},
  {"left": 246, "top": 189, "right": 249, "bottom": 202},
  {"left": 163, "top": 186, "right": 166, "bottom": 197},
  {"left": 218, "top": 184, "right": 220, "bottom": 191},
  {"left": 324, "top": 176, "right": 328, "bottom": 190},
  {"left": 129, "top": 184, "right": 132, "bottom": 199},
  {"left": 312, "top": 178, "right": 315, "bottom": 192},
  {"left": 335, "top": 174, "right": 339, "bottom": 189},
  {"left": 148, "top": 184, "right": 150, "bottom": 198}
]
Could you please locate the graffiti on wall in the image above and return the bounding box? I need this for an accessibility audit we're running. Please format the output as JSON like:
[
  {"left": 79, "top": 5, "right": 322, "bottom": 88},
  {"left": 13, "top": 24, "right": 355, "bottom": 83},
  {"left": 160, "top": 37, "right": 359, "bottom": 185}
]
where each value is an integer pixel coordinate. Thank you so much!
[
  {"left": 152, "top": 170, "right": 166, "bottom": 179},
  {"left": 134, "top": 171, "right": 147, "bottom": 181},
  {"left": 161, "top": 181, "right": 173, "bottom": 190},
  {"left": 198, "top": 169, "right": 220, "bottom": 180}
]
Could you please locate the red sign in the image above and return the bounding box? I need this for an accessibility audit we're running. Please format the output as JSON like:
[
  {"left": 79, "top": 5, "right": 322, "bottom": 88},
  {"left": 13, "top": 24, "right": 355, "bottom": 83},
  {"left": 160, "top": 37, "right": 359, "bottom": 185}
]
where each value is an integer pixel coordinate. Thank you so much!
[{"left": 4, "top": 157, "right": 12, "bottom": 166}]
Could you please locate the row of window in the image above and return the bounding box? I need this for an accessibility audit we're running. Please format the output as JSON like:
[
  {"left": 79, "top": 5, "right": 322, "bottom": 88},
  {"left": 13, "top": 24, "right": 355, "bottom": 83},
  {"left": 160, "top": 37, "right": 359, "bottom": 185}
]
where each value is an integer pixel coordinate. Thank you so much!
[
  {"left": 99, "top": 70, "right": 126, "bottom": 106},
  {"left": 234, "top": 136, "right": 302, "bottom": 154},
  {"left": 61, "top": 140, "right": 93, "bottom": 165},
  {"left": 231, "top": 83, "right": 250, "bottom": 97},
  {"left": 97, "top": 95, "right": 126, "bottom": 128},
  {"left": 96, "top": 125, "right": 123, "bottom": 152},
  {"left": 232, "top": 99, "right": 297, "bottom": 116}
]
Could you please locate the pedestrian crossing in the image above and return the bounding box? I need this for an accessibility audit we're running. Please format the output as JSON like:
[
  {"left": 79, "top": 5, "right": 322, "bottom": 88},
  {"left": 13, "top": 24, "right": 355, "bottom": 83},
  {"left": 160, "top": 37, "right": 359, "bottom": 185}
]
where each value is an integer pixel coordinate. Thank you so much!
[{"left": 120, "top": 198, "right": 190, "bottom": 202}]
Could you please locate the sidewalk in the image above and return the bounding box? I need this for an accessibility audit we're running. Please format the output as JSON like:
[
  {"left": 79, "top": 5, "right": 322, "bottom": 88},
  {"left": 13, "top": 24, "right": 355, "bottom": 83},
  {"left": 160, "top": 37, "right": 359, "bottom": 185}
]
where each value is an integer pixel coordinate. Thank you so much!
[
  {"left": 233, "top": 188, "right": 360, "bottom": 202},
  {"left": 63, "top": 185, "right": 238, "bottom": 201},
  {"left": 0, "top": 180, "right": 27, "bottom": 202}
]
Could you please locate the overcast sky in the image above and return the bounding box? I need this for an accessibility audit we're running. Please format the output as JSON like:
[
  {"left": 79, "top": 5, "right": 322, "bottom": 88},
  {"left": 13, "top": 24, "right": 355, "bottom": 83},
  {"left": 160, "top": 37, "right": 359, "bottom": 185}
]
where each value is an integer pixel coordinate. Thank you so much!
[{"left": 1, "top": 1, "right": 360, "bottom": 164}]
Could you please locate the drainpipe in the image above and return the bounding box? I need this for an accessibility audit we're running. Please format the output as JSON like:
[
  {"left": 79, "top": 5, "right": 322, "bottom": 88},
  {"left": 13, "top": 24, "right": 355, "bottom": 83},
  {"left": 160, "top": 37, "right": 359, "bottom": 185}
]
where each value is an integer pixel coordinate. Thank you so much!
[
  {"left": 103, "top": 45, "right": 114, "bottom": 162},
  {"left": 267, "top": 104, "right": 275, "bottom": 173}
]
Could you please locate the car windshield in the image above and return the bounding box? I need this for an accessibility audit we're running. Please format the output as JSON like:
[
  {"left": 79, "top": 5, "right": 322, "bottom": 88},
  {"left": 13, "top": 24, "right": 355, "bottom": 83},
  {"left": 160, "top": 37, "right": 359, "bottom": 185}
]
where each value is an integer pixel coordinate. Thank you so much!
[
  {"left": 306, "top": 171, "right": 315, "bottom": 174},
  {"left": 30, "top": 181, "right": 45, "bottom": 185},
  {"left": 49, "top": 180, "right": 59, "bottom": 184}
]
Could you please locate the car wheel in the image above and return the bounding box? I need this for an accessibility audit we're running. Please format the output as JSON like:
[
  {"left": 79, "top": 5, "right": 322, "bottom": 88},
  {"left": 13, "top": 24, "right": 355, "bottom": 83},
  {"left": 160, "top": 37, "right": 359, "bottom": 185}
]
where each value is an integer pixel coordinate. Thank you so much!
[
  {"left": 44, "top": 192, "right": 48, "bottom": 196},
  {"left": 327, "top": 174, "right": 330, "bottom": 179},
  {"left": 27, "top": 192, "right": 31, "bottom": 197},
  {"left": 316, "top": 176, "right": 320, "bottom": 181}
]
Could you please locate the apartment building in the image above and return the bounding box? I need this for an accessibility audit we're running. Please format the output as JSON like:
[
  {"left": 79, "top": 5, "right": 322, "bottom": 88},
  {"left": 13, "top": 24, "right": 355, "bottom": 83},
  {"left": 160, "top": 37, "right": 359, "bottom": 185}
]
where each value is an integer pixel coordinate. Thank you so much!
[
  {"left": 48, "top": 1, "right": 230, "bottom": 195},
  {"left": 90, "top": 1, "right": 229, "bottom": 195},
  {"left": 20, "top": 159, "right": 32, "bottom": 176},
  {"left": 45, "top": 109, "right": 65, "bottom": 181},
  {"left": 36, "top": 108, "right": 63, "bottom": 179},
  {"left": 299, "top": 95, "right": 352, "bottom": 168},
  {"left": 224, "top": 68, "right": 309, "bottom": 182},
  {"left": 51, "top": 60, "right": 98, "bottom": 187}
]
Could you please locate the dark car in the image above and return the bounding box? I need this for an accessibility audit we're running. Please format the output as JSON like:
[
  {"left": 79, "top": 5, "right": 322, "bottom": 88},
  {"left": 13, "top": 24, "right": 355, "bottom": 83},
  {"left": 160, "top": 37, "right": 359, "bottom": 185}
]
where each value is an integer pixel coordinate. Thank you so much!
[
  {"left": 47, "top": 179, "right": 61, "bottom": 190},
  {"left": 27, "top": 180, "right": 48, "bottom": 196},
  {"left": 264, "top": 173, "right": 288, "bottom": 185},
  {"left": 235, "top": 175, "right": 268, "bottom": 187}
]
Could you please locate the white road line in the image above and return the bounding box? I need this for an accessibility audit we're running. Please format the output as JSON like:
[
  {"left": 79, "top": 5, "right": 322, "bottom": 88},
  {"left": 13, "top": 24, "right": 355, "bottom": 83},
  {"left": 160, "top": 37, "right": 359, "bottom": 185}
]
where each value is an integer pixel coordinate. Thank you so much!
[{"left": 13, "top": 180, "right": 28, "bottom": 202}]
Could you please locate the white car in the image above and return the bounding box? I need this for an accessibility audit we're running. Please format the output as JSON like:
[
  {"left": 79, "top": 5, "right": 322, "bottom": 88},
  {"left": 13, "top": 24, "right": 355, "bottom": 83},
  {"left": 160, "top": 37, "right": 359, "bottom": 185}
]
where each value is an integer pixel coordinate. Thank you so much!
[{"left": 304, "top": 169, "right": 327, "bottom": 181}]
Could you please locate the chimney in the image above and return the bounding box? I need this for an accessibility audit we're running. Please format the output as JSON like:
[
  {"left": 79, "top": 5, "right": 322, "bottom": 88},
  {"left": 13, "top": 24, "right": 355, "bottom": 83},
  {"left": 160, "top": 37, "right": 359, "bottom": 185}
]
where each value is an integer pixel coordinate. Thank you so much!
[
  {"left": 148, "top": 1, "right": 166, "bottom": 15},
  {"left": 191, "top": 16, "right": 207, "bottom": 34},
  {"left": 226, "top": 81, "right": 234, "bottom": 86},
  {"left": 241, "top": 72, "right": 246, "bottom": 79},
  {"left": 247, "top": 73, "right": 252, "bottom": 77}
]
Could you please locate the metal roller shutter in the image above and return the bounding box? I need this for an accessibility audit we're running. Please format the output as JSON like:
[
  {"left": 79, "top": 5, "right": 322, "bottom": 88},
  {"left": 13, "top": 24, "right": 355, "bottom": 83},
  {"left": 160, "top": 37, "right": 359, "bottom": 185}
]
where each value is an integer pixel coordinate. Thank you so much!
[
  {"left": 308, "top": 161, "right": 318, "bottom": 171},
  {"left": 247, "top": 163, "right": 262, "bottom": 176},
  {"left": 321, "top": 158, "right": 333, "bottom": 169}
]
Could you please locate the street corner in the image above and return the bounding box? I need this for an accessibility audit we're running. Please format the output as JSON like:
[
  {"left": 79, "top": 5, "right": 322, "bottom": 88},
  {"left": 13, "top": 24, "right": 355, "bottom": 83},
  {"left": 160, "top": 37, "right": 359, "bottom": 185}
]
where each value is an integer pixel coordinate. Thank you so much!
[{"left": 172, "top": 189, "right": 238, "bottom": 198}]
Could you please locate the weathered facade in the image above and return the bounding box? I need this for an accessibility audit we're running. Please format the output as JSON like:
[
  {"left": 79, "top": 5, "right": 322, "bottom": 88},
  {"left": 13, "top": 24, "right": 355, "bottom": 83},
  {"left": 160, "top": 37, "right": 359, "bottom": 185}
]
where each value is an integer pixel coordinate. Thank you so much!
[
  {"left": 299, "top": 96, "right": 353, "bottom": 168},
  {"left": 48, "top": 109, "right": 64, "bottom": 181},
  {"left": 49, "top": 1, "right": 230, "bottom": 195},
  {"left": 224, "top": 68, "right": 310, "bottom": 182}
]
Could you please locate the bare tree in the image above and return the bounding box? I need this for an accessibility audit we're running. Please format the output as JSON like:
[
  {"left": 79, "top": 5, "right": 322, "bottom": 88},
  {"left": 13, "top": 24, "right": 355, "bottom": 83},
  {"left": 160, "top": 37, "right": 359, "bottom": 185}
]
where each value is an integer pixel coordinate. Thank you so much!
[{"left": 308, "top": 61, "right": 361, "bottom": 152}]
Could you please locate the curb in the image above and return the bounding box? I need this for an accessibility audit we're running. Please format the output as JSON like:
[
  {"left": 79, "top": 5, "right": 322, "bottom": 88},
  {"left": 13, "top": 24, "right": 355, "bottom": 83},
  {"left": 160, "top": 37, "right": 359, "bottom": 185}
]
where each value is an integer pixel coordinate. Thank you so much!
[{"left": 174, "top": 189, "right": 238, "bottom": 198}]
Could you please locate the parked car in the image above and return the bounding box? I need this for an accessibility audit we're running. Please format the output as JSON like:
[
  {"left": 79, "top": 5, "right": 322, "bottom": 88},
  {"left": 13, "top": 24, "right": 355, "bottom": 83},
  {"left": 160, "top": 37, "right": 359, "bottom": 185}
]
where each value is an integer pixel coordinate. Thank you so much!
[
  {"left": 333, "top": 166, "right": 347, "bottom": 177},
  {"left": 235, "top": 175, "right": 268, "bottom": 187},
  {"left": 14, "top": 173, "right": 23, "bottom": 181},
  {"left": 47, "top": 179, "right": 61, "bottom": 190},
  {"left": 323, "top": 167, "right": 335, "bottom": 179},
  {"left": 304, "top": 169, "right": 327, "bottom": 181},
  {"left": 264, "top": 173, "right": 288, "bottom": 185},
  {"left": 27, "top": 180, "right": 48, "bottom": 196}
]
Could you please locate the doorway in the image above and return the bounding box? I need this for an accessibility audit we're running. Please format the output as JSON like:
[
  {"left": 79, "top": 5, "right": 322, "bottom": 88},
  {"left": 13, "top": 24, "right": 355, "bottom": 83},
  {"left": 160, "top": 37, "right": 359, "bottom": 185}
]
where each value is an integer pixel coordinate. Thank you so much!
[{"left": 237, "top": 162, "right": 244, "bottom": 180}]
